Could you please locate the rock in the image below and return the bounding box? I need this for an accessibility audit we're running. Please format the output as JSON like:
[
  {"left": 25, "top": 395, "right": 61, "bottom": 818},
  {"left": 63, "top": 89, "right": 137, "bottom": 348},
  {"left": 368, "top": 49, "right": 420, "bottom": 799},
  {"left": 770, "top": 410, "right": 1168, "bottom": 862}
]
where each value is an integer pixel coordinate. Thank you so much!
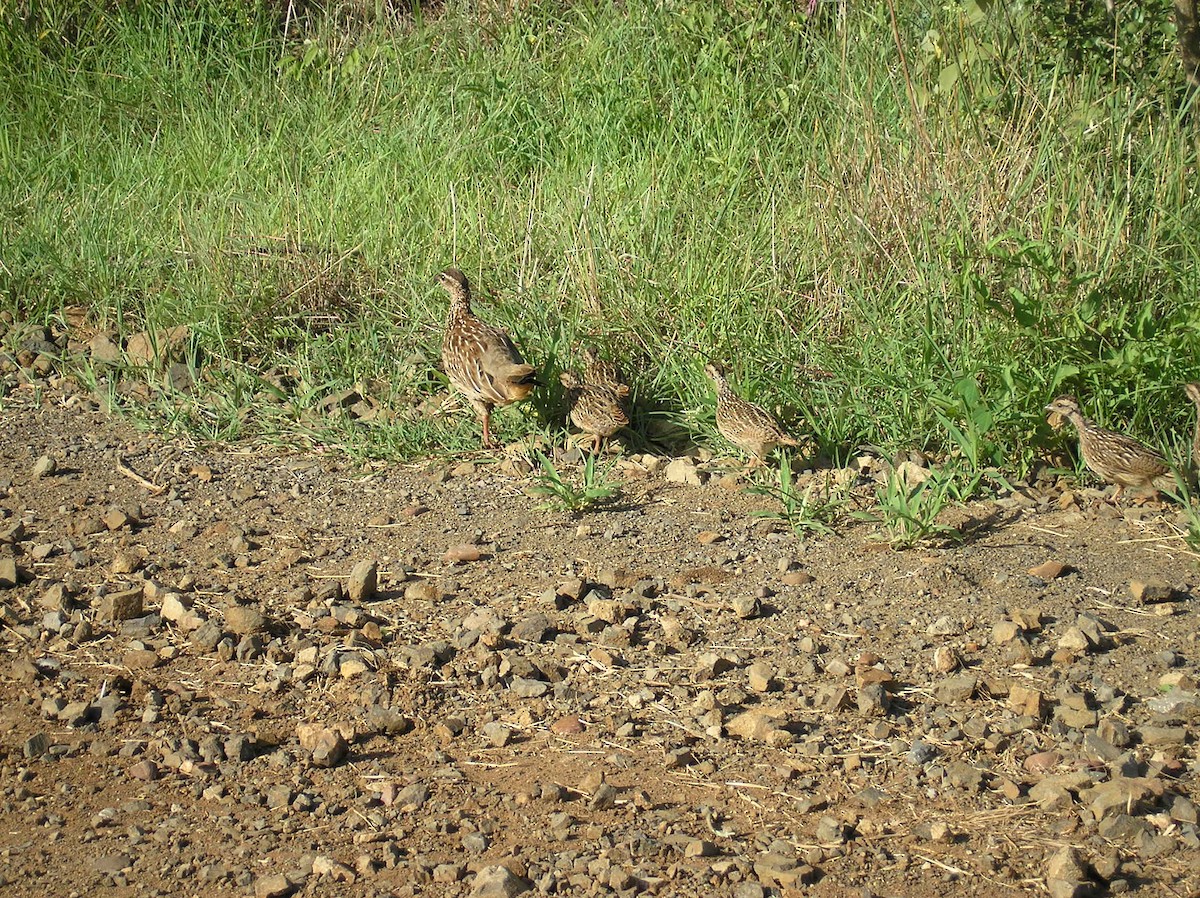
[
  {"left": 696, "top": 530, "right": 724, "bottom": 544},
  {"left": 1009, "top": 685, "right": 1047, "bottom": 718},
  {"left": 932, "top": 645, "right": 961, "bottom": 673},
  {"left": 224, "top": 605, "right": 267, "bottom": 635},
  {"left": 1029, "top": 559, "right": 1069, "bottom": 580},
  {"left": 297, "top": 723, "right": 348, "bottom": 768},
  {"left": 510, "top": 677, "right": 548, "bottom": 698},
  {"left": 934, "top": 673, "right": 976, "bottom": 703},
  {"left": 694, "top": 652, "right": 735, "bottom": 681},
  {"left": 31, "top": 455, "right": 56, "bottom": 478},
  {"left": 926, "top": 615, "right": 959, "bottom": 636},
  {"left": 550, "top": 715, "right": 584, "bottom": 735},
  {"left": 482, "top": 721, "right": 513, "bottom": 748},
  {"left": 731, "top": 595, "right": 761, "bottom": 619},
  {"left": 1057, "top": 627, "right": 1091, "bottom": 654},
  {"left": 23, "top": 732, "right": 49, "bottom": 759},
  {"left": 726, "top": 707, "right": 793, "bottom": 744},
  {"left": 781, "top": 570, "right": 814, "bottom": 586},
  {"left": 347, "top": 559, "right": 378, "bottom": 602},
  {"left": 92, "top": 853, "right": 134, "bottom": 875},
  {"left": 747, "top": 662, "right": 776, "bottom": 693},
  {"left": 906, "top": 739, "right": 938, "bottom": 765},
  {"left": 1129, "top": 578, "right": 1173, "bottom": 604},
  {"left": 470, "top": 865, "right": 531, "bottom": 898},
  {"left": 1045, "top": 846, "right": 1091, "bottom": 898},
  {"left": 126, "top": 325, "right": 190, "bottom": 367},
  {"left": 404, "top": 580, "right": 440, "bottom": 602},
  {"left": 363, "top": 707, "right": 412, "bottom": 736},
  {"left": 1023, "top": 750, "right": 1061, "bottom": 773},
  {"left": 89, "top": 332, "right": 122, "bottom": 365},
  {"left": 992, "top": 619, "right": 1022, "bottom": 643},
  {"left": 444, "top": 543, "right": 487, "bottom": 563},
  {"left": 128, "top": 760, "right": 159, "bottom": 781},
  {"left": 857, "top": 683, "right": 890, "bottom": 716},
  {"left": 511, "top": 612, "right": 552, "bottom": 642},
  {"left": 588, "top": 782, "right": 618, "bottom": 810},
  {"left": 110, "top": 550, "right": 143, "bottom": 574},
  {"left": 0, "top": 557, "right": 18, "bottom": 590},
  {"left": 1145, "top": 689, "right": 1199, "bottom": 715},
  {"left": 101, "top": 588, "right": 143, "bottom": 622},
  {"left": 254, "top": 873, "right": 295, "bottom": 898},
  {"left": 664, "top": 458, "right": 706, "bottom": 486},
  {"left": 1138, "top": 725, "right": 1188, "bottom": 745}
]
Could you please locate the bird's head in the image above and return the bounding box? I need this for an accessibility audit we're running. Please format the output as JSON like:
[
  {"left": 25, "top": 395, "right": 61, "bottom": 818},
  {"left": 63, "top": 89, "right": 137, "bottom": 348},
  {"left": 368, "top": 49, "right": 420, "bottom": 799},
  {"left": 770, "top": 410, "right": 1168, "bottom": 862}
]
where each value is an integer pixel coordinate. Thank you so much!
[{"left": 1044, "top": 396, "right": 1081, "bottom": 418}]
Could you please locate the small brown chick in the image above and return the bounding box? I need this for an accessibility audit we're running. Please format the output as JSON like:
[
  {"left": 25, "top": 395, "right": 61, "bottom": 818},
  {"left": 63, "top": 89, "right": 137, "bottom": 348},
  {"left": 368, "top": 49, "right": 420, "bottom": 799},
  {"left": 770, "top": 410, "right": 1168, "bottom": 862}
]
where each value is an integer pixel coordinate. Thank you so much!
[
  {"left": 560, "top": 371, "right": 628, "bottom": 453},
  {"left": 704, "top": 361, "right": 800, "bottom": 467},
  {"left": 438, "top": 268, "right": 538, "bottom": 449},
  {"left": 1044, "top": 395, "right": 1171, "bottom": 501}
]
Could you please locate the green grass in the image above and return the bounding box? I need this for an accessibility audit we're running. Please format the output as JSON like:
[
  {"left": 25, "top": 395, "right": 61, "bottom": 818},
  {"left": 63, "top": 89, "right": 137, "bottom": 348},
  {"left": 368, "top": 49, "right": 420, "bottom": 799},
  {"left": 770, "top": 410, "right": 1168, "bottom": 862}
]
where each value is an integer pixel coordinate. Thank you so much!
[{"left": 2, "top": 0, "right": 1200, "bottom": 477}]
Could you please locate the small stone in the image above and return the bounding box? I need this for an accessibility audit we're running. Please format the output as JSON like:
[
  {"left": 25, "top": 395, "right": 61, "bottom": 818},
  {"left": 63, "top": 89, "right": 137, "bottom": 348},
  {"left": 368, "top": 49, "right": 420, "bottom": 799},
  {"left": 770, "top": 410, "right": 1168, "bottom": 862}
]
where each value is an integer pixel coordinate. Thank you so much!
[
  {"left": 1029, "top": 560, "right": 1069, "bottom": 580},
  {"left": 550, "top": 715, "right": 584, "bottom": 735},
  {"left": 747, "top": 662, "right": 776, "bottom": 693},
  {"left": 1023, "top": 751, "right": 1061, "bottom": 774},
  {"left": 32, "top": 455, "right": 56, "bottom": 478},
  {"left": 731, "top": 595, "right": 761, "bottom": 619},
  {"left": 1057, "top": 627, "right": 1091, "bottom": 654},
  {"left": 93, "top": 854, "right": 134, "bottom": 875},
  {"left": 23, "top": 732, "right": 49, "bottom": 759},
  {"left": 444, "top": 543, "right": 486, "bottom": 563},
  {"left": 857, "top": 683, "right": 890, "bottom": 716},
  {"left": 482, "top": 722, "right": 513, "bottom": 748},
  {"left": 664, "top": 458, "right": 706, "bottom": 485},
  {"left": 588, "top": 782, "right": 618, "bottom": 810},
  {"left": 934, "top": 673, "right": 976, "bottom": 703},
  {"left": 926, "top": 615, "right": 959, "bottom": 636},
  {"left": 110, "top": 550, "right": 143, "bottom": 574},
  {"left": 1129, "top": 578, "right": 1173, "bottom": 604},
  {"left": 932, "top": 645, "right": 961, "bottom": 673},
  {"left": 781, "top": 571, "right": 814, "bottom": 586},
  {"left": 128, "top": 760, "right": 159, "bottom": 781},
  {"left": 102, "top": 589, "right": 143, "bottom": 622},
  {"left": 906, "top": 739, "right": 938, "bottom": 765},
  {"left": 684, "top": 840, "right": 718, "bottom": 857},
  {"left": 297, "top": 723, "right": 348, "bottom": 768},
  {"left": 225, "top": 605, "right": 267, "bottom": 635},
  {"left": 696, "top": 530, "right": 724, "bottom": 544},
  {"left": 254, "top": 873, "right": 295, "bottom": 898},
  {"left": 992, "top": 619, "right": 1022, "bottom": 643},
  {"left": 1009, "top": 685, "right": 1047, "bottom": 718},
  {"left": 347, "top": 559, "right": 378, "bottom": 602},
  {"left": 470, "top": 865, "right": 531, "bottom": 898},
  {"left": 404, "top": 580, "right": 439, "bottom": 602},
  {"left": 1045, "top": 846, "right": 1091, "bottom": 898}
]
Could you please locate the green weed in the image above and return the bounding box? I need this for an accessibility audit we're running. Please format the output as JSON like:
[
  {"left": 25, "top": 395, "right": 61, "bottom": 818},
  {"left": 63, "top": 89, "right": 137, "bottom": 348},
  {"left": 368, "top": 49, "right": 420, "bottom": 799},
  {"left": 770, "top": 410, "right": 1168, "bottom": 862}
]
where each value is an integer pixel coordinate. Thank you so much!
[
  {"left": 749, "top": 458, "right": 842, "bottom": 540},
  {"left": 855, "top": 467, "right": 966, "bottom": 549},
  {"left": 528, "top": 450, "right": 620, "bottom": 513}
]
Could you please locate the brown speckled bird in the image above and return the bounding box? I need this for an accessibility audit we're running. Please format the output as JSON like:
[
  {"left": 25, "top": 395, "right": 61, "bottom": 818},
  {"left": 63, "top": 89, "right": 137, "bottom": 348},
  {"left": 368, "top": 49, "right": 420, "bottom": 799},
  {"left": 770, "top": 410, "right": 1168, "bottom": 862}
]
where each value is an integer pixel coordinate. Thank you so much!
[
  {"left": 560, "top": 371, "right": 628, "bottom": 452},
  {"left": 438, "top": 268, "right": 538, "bottom": 449},
  {"left": 1185, "top": 382, "right": 1200, "bottom": 487},
  {"left": 583, "top": 346, "right": 629, "bottom": 396},
  {"left": 705, "top": 362, "right": 800, "bottom": 466},
  {"left": 1044, "top": 396, "right": 1172, "bottom": 501}
]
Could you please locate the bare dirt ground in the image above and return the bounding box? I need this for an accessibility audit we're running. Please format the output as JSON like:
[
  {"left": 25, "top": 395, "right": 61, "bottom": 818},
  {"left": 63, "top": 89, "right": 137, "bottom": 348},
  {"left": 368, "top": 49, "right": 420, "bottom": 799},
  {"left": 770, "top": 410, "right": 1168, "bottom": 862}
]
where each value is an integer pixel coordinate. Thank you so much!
[{"left": 1, "top": 369, "right": 1199, "bottom": 898}]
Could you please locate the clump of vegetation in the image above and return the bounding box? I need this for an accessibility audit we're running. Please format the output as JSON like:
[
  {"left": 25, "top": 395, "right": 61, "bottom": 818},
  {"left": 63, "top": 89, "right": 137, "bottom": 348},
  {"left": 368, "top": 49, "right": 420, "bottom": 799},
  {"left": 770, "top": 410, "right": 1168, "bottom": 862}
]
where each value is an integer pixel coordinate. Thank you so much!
[
  {"left": 528, "top": 450, "right": 620, "bottom": 512},
  {"left": 2, "top": 0, "right": 1198, "bottom": 480}
]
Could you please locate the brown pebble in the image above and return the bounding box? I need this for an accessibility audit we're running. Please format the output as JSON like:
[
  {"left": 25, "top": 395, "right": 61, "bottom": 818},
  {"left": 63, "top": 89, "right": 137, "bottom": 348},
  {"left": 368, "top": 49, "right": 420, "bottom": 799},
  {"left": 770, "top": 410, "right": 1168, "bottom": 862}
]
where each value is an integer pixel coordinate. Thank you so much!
[
  {"left": 550, "top": 715, "right": 585, "bottom": 735},
  {"left": 1023, "top": 750, "right": 1061, "bottom": 773},
  {"left": 1028, "top": 559, "right": 1069, "bottom": 580},
  {"left": 443, "top": 543, "right": 486, "bottom": 563},
  {"left": 696, "top": 530, "right": 724, "bottom": 545}
]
